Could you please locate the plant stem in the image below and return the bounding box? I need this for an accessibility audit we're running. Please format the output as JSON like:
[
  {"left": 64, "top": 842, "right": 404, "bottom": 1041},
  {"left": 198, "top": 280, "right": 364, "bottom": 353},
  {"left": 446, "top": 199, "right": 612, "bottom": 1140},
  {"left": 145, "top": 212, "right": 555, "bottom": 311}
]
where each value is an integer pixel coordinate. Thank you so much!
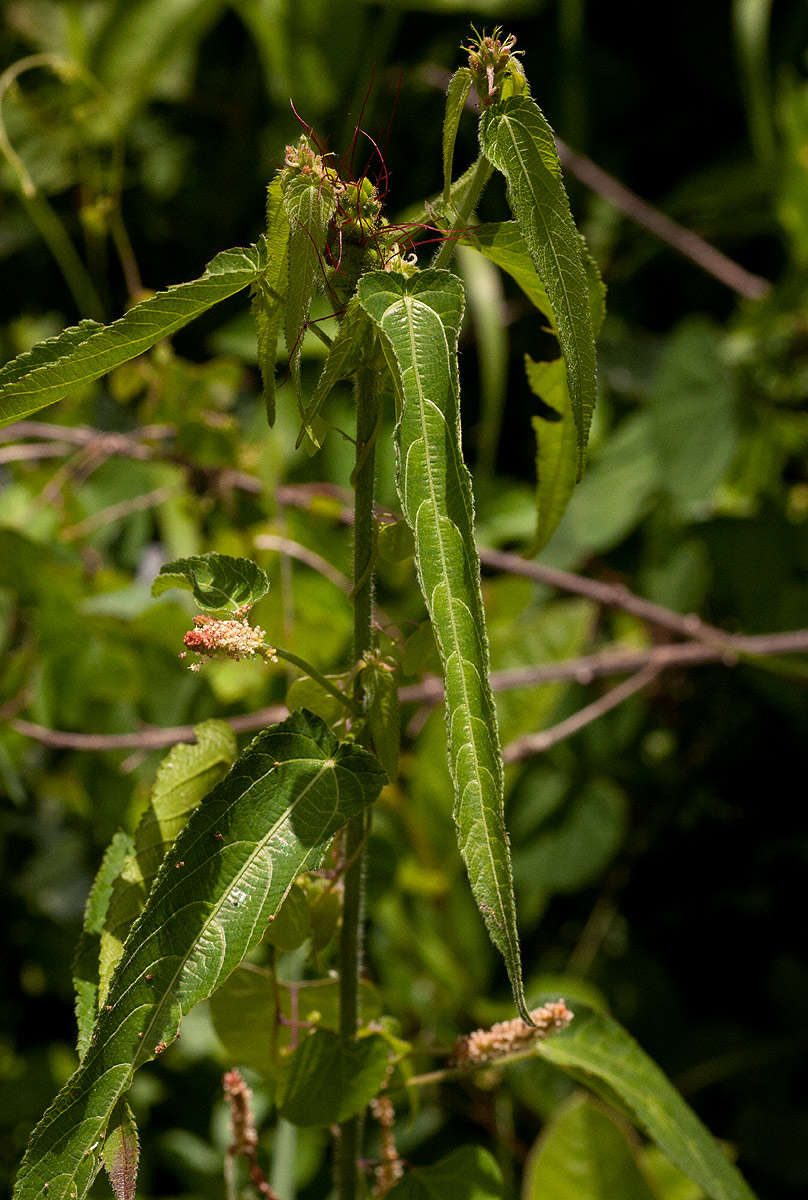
[
  {"left": 431, "top": 154, "right": 494, "bottom": 271},
  {"left": 271, "top": 646, "right": 359, "bottom": 716},
  {"left": 337, "top": 366, "right": 380, "bottom": 1200}
]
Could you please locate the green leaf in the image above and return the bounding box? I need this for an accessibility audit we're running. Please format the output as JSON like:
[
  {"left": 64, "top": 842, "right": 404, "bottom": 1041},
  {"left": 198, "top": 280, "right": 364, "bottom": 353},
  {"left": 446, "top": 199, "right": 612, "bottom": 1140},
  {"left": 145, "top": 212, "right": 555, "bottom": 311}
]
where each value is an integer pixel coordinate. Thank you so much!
[
  {"left": 99, "top": 720, "right": 238, "bottom": 1007},
  {"left": 0, "top": 245, "right": 268, "bottom": 427},
  {"left": 210, "top": 966, "right": 382, "bottom": 1078},
  {"left": 645, "top": 320, "right": 739, "bottom": 511},
  {"left": 443, "top": 68, "right": 474, "bottom": 203},
  {"left": 357, "top": 269, "right": 529, "bottom": 1022},
  {"left": 276, "top": 1029, "right": 392, "bottom": 1126},
  {"left": 362, "top": 658, "right": 400, "bottom": 781},
  {"left": 151, "top": 552, "right": 269, "bottom": 614},
  {"left": 535, "top": 1008, "right": 758, "bottom": 1200},
  {"left": 13, "top": 710, "right": 386, "bottom": 1200},
  {"left": 254, "top": 179, "right": 291, "bottom": 426},
  {"left": 263, "top": 883, "right": 310, "bottom": 951},
  {"left": 522, "top": 1093, "right": 658, "bottom": 1200},
  {"left": 462, "top": 222, "right": 554, "bottom": 326},
  {"left": 282, "top": 170, "right": 337, "bottom": 387},
  {"left": 73, "top": 832, "right": 134, "bottom": 1060},
  {"left": 297, "top": 297, "right": 373, "bottom": 448},
  {"left": 101, "top": 1099, "right": 139, "bottom": 1200},
  {"left": 526, "top": 357, "right": 579, "bottom": 553},
  {"left": 387, "top": 1146, "right": 503, "bottom": 1199},
  {"left": 0, "top": 320, "right": 102, "bottom": 391},
  {"left": 480, "top": 97, "right": 598, "bottom": 465},
  {"left": 456, "top": 243, "right": 508, "bottom": 484}
]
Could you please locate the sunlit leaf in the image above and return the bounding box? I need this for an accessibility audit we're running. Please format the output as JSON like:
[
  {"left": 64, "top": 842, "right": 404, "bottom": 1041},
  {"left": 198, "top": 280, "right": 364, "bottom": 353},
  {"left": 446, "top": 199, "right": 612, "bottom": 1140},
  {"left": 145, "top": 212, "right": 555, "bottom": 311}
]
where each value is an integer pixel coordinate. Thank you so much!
[
  {"left": 73, "top": 833, "right": 134, "bottom": 1060},
  {"left": 151, "top": 552, "right": 269, "bottom": 615},
  {"left": 523, "top": 1093, "right": 657, "bottom": 1200},
  {"left": 480, "top": 96, "right": 598, "bottom": 466},
  {"left": 0, "top": 245, "right": 268, "bottom": 427},
  {"left": 358, "top": 269, "right": 529, "bottom": 1022},
  {"left": 443, "top": 68, "right": 474, "bottom": 203},
  {"left": 535, "top": 1008, "right": 758, "bottom": 1200},
  {"left": 13, "top": 711, "right": 386, "bottom": 1200},
  {"left": 98, "top": 720, "right": 238, "bottom": 1006},
  {"left": 282, "top": 169, "right": 337, "bottom": 388}
]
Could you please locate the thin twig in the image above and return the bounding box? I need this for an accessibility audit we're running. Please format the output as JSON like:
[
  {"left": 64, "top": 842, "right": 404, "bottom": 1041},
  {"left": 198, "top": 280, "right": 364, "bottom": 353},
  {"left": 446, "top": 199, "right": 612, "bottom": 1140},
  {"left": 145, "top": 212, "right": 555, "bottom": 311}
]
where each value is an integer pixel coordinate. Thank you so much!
[
  {"left": 8, "top": 629, "right": 808, "bottom": 754},
  {"left": 10, "top": 706, "right": 288, "bottom": 751},
  {"left": 502, "top": 665, "right": 660, "bottom": 763},
  {"left": 62, "top": 485, "right": 178, "bottom": 539},
  {"left": 477, "top": 546, "right": 727, "bottom": 645},
  {"left": 0, "top": 443, "right": 73, "bottom": 463},
  {"left": 554, "top": 138, "right": 772, "bottom": 300},
  {"left": 255, "top": 532, "right": 352, "bottom": 594}
]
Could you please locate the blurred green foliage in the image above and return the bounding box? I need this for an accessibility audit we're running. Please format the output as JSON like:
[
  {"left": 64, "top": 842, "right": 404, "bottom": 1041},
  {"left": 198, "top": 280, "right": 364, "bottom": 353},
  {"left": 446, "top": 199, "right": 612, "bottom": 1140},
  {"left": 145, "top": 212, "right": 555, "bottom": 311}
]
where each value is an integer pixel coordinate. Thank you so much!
[{"left": 1, "top": 1, "right": 807, "bottom": 1198}]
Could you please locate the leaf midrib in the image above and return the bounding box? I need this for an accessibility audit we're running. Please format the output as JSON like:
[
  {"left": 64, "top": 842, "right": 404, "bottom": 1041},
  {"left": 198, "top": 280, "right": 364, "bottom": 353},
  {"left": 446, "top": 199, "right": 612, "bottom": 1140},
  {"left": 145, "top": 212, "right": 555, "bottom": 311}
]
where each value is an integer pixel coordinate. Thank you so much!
[
  {"left": 52, "top": 756, "right": 335, "bottom": 1199},
  {"left": 496, "top": 111, "right": 584, "bottom": 374},
  {"left": 392, "top": 293, "right": 515, "bottom": 958}
]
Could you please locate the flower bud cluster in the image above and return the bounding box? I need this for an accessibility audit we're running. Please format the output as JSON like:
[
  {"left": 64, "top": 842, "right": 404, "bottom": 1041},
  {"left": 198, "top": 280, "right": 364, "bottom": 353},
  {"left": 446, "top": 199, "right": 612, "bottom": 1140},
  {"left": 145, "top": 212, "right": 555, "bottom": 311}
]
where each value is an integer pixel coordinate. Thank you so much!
[
  {"left": 453, "top": 998, "right": 573, "bottom": 1065},
  {"left": 283, "top": 137, "right": 328, "bottom": 179},
  {"left": 181, "top": 610, "right": 271, "bottom": 669},
  {"left": 464, "top": 26, "right": 525, "bottom": 107}
]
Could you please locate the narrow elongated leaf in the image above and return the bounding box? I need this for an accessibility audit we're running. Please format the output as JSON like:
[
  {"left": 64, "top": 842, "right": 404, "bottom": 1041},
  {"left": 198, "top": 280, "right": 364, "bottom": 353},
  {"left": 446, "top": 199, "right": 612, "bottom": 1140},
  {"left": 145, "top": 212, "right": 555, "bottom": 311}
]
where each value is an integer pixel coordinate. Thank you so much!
[
  {"left": 282, "top": 172, "right": 336, "bottom": 386},
  {"left": 462, "top": 222, "right": 554, "bottom": 325},
  {"left": 152, "top": 553, "right": 269, "bottom": 614},
  {"left": 73, "top": 832, "right": 134, "bottom": 1059},
  {"left": 357, "top": 269, "right": 528, "bottom": 1021},
  {"left": 461, "top": 221, "right": 606, "bottom": 339},
  {"left": 296, "top": 297, "right": 373, "bottom": 448},
  {"left": 535, "top": 1008, "right": 758, "bottom": 1200},
  {"left": 443, "top": 68, "right": 474, "bottom": 203},
  {"left": 387, "top": 1146, "right": 503, "bottom": 1199},
  {"left": 99, "top": 719, "right": 237, "bottom": 1006},
  {"left": 523, "top": 1094, "right": 657, "bottom": 1200},
  {"left": 0, "top": 320, "right": 102, "bottom": 391},
  {"left": 101, "top": 1099, "right": 139, "bottom": 1200},
  {"left": 0, "top": 245, "right": 267, "bottom": 426},
  {"left": 254, "top": 179, "right": 291, "bottom": 425},
  {"left": 13, "top": 711, "right": 386, "bottom": 1200},
  {"left": 526, "top": 357, "right": 578, "bottom": 553},
  {"left": 480, "top": 97, "right": 597, "bottom": 464}
]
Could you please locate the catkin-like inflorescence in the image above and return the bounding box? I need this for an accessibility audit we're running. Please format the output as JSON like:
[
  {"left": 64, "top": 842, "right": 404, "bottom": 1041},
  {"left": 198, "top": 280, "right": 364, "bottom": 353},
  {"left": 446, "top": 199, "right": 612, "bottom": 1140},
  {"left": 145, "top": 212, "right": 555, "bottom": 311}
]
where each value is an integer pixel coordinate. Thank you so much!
[
  {"left": 182, "top": 612, "right": 271, "bottom": 667},
  {"left": 453, "top": 999, "right": 573, "bottom": 1065}
]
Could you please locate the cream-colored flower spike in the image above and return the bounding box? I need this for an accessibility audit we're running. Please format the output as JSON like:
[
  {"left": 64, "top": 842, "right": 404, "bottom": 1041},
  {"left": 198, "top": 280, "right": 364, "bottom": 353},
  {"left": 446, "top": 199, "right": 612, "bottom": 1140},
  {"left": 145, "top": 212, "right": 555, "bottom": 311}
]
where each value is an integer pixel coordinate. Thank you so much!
[
  {"left": 181, "top": 610, "right": 274, "bottom": 668},
  {"left": 453, "top": 999, "right": 573, "bottom": 1065}
]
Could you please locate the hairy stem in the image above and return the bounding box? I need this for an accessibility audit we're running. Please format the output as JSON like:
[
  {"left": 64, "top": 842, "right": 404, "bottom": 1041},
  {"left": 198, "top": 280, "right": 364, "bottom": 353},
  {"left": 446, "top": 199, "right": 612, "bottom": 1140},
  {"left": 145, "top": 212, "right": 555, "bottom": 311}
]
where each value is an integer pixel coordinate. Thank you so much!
[
  {"left": 271, "top": 647, "right": 359, "bottom": 716},
  {"left": 431, "top": 154, "right": 494, "bottom": 271},
  {"left": 337, "top": 366, "right": 380, "bottom": 1200}
]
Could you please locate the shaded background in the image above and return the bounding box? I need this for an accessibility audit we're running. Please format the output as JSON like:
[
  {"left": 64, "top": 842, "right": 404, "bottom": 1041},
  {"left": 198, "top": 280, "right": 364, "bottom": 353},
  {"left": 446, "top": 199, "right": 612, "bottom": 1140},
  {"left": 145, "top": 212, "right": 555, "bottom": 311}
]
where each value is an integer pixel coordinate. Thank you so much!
[{"left": 1, "top": 1, "right": 807, "bottom": 1197}]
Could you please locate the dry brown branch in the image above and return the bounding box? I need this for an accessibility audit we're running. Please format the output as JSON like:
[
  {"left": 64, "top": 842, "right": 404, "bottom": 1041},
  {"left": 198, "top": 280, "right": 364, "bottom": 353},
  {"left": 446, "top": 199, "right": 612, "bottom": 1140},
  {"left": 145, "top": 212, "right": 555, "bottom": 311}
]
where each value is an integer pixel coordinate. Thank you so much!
[
  {"left": 502, "top": 665, "right": 661, "bottom": 763},
  {"left": 255, "top": 532, "right": 352, "bottom": 594},
  {"left": 62, "top": 485, "right": 178, "bottom": 539},
  {"left": 554, "top": 138, "right": 771, "bottom": 300},
  {"left": 477, "top": 546, "right": 727, "bottom": 644},
  {"left": 8, "top": 629, "right": 807, "bottom": 755}
]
